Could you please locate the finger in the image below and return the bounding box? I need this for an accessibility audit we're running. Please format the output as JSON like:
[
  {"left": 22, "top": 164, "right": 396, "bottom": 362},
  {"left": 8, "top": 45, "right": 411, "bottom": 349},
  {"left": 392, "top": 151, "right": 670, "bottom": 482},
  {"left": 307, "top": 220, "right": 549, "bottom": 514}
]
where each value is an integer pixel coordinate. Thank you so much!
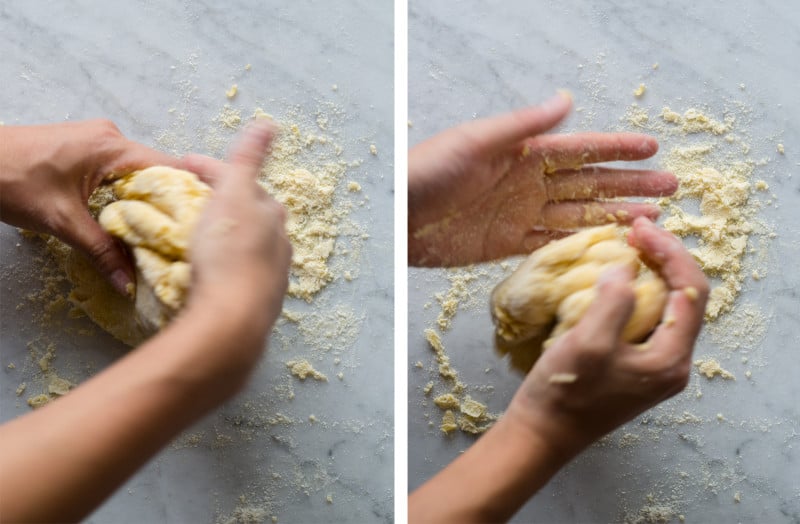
[
  {"left": 527, "top": 133, "right": 658, "bottom": 171},
  {"left": 545, "top": 167, "right": 677, "bottom": 201},
  {"left": 225, "top": 120, "right": 277, "bottom": 176},
  {"left": 541, "top": 201, "right": 660, "bottom": 228},
  {"left": 59, "top": 210, "right": 135, "bottom": 296},
  {"left": 627, "top": 217, "right": 709, "bottom": 355},
  {"left": 627, "top": 217, "right": 709, "bottom": 292},
  {"left": 181, "top": 154, "right": 227, "bottom": 188},
  {"left": 102, "top": 141, "right": 182, "bottom": 183},
  {"left": 464, "top": 92, "right": 572, "bottom": 151},
  {"left": 569, "top": 265, "right": 636, "bottom": 350}
]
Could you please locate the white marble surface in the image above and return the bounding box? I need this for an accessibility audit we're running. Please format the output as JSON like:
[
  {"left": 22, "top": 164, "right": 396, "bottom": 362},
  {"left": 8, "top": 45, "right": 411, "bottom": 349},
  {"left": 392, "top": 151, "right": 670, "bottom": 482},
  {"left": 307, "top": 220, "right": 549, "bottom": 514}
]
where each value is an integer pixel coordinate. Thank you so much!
[
  {"left": 409, "top": 1, "right": 800, "bottom": 522},
  {"left": 0, "top": 2, "right": 393, "bottom": 523}
]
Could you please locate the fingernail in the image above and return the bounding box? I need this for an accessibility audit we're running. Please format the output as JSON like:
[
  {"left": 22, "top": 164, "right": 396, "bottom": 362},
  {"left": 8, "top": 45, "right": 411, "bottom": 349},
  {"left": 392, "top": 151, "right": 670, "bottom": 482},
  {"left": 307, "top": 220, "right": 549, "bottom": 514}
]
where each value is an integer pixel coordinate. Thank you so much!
[
  {"left": 556, "top": 89, "right": 573, "bottom": 102},
  {"left": 110, "top": 270, "right": 133, "bottom": 297}
]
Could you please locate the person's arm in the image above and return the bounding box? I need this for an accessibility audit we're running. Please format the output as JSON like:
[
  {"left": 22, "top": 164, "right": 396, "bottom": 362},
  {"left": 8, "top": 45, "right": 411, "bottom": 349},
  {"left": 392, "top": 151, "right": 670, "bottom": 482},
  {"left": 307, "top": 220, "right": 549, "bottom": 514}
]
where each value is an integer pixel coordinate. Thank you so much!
[
  {"left": 0, "top": 120, "right": 180, "bottom": 294},
  {"left": 0, "top": 122, "right": 291, "bottom": 523},
  {"left": 410, "top": 218, "right": 709, "bottom": 523},
  {"left": 408, "top": 93, "right": 678, "bottom": 266}
]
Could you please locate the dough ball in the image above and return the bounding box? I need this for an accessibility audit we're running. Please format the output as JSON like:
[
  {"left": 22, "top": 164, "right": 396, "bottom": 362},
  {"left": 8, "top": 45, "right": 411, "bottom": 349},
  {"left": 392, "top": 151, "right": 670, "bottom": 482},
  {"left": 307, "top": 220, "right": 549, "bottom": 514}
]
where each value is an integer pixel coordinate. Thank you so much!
[
  {"left": 98, "top": 166, "right": 211, "bottom": 334},
  {"left": 490, "top": 225, "right": 667, "bottom": 373}
]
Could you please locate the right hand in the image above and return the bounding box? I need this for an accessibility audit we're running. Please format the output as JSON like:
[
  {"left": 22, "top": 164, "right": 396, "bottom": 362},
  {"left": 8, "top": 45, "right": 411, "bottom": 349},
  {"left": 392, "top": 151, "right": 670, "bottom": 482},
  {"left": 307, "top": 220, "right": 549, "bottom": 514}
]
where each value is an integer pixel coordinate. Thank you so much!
[
  {"left": 503, "top": 217, "right": 709, "bottom": 459},
  {"left": 181, "top": 122, "right": 292, "bottom": 370}
]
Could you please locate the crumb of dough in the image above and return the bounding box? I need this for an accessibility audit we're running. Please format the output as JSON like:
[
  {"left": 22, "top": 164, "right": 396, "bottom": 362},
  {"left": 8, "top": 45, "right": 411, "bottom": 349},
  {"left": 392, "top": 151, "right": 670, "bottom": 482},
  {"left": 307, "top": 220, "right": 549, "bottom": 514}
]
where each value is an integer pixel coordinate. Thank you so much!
[
  {"left": 440, "top": 410, "right": 458, "bottom": 434},
  {"left": 48, "top": 376, "right": 74, "bottom": 396},
  {"left": 326, "top": 494, "right": 333, "bottom": 504},
  {"left": 694, "top": 358, "right": 735, "bottom": 380},
  {"left": 27, "top": 394, "right": 51, "bottom": 409},
  {"left": 407, "top": 120, "right": 413, "bottom": 128},
  {"left": 754, "top": 180, "right": 769, "bottom": 191},
  {"left": 745, "top": 370, "right": 752, "bottom": 379},
  {"left": 286, "top": 359, "right": 328, "bottom": 382},
  {"left": 226, "top": 84, "right": 238, "bottom": 99},
  {"left": 414, "top": 361, "right": 423, "bottom": 369},
  {"left": 15, "top": 383, "right": 26, "bottom": 396},
  {"left": 6, "top": 362, "right": 15, "bottom": 370},
  {"left": 777, "top": 143, "right": 784, "bottom": 154},
  {"left": 716, "top": 413, "right": 725, "bottom": 421},
  {"left": 244, "top": 64, "right": 251, "bottom": 71},
  {"left": 347, "top": 181, "right": 362, "bottom": 192},
  {"left": 734, "top": 492, "right": 741, "bottom": 503},
  {"left": 423, "top": 382, "right": 434, "bottom": 395},
  {"left": 331, "top": 84, "right": 338, "bottom": 91},
  {"left": 336, "top": 372, "right": 344, "bottom": 380},
  {"left": 549, "top": 373, "right": 578, "bottom": 384},
  {"left": 652, "top": 63, "right": 659, "bottom": 69},
  {"left": 435, "top": 271, "right": 478, "bottom": 331},
  {"left": 633, "top": 83, "right": 646, "bottom": 97},
  {"left": 660, "top": 107, "right": 732, "bottom": 135},
  {"left": 433, "top": 393, "right": 460, "bottom": 410},
  {"left": 459, "top": 397, "right": 487, "bottom": 419},
  {"left": 308, "top": 414, "right": 317, "bottom": 423},
  {"left": 218, "top": 105, "right": 242, "bottom": 129},
  {"left": 369, "top": 144, "right": 377, "bottom": 155},
  {"left": 424, "top": 329, "right": 459, "bottom": 381}
]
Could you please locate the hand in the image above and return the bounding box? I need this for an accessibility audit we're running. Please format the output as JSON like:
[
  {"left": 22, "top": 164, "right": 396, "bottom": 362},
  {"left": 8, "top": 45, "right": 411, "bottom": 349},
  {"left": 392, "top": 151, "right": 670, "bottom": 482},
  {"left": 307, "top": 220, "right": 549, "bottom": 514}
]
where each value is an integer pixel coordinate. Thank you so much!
[
  {"left": 181, "top": 121, "right": 292, "bottom": 378},
  {"left": 505, "top": 217, "right": 709, "bottom": 457},
  {"left": 408, "top": 93, "right": 677, "bottom": 266},
  {"left": 409, "top": 218, "right": 708, "bottom": 524},
  {"left": 0, "top": 119, "right": 179, "bottom": 293}
]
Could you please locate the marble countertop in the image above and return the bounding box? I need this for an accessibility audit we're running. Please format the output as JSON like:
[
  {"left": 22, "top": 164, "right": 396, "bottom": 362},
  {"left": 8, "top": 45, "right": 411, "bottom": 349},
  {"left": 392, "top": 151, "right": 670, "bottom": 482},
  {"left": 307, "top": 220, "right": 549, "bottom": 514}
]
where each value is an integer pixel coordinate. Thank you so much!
[
  {"left": 409, "top": 1, "right": 799, "bottom": 522},
  {"left": 0, "top": 2, "right": 393, "bottom": 523}
]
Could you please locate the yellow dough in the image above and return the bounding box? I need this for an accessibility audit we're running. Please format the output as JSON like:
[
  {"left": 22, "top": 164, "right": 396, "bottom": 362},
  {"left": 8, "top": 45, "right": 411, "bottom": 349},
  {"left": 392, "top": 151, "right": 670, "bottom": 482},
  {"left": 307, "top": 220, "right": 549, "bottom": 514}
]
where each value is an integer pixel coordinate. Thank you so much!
[
  {"left": 490, "top": 225, "right": 667, "bottom": 373},
  {"left": 98, "top": 166, "right": 210, "bottom": 333}
]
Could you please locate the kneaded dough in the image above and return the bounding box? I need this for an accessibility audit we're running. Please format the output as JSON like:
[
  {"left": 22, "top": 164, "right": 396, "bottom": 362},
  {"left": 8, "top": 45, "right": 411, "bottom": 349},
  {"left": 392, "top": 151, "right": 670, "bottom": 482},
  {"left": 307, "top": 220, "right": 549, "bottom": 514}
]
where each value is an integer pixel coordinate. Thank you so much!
[
  {"left": 98, "top": 166, "right": 210, "bottom": 334},
  {"left": 490, "top": 225, "right": 667, "bottom": 373}
]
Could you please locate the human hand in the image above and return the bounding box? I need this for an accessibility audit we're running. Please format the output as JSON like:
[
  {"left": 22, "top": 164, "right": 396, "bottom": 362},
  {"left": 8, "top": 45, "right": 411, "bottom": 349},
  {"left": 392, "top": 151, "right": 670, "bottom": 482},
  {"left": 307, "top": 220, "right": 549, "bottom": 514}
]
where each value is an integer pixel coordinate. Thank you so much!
[
  {"left": 0, "top": 120, "right": 179, "bottom": 294},
  {"left": 408, "top": 93, "right": 677, "bottom": 266},
  {"left": 503, "top": 217, "right": 709, "bottom": 458},
  {"left": 181, "top": 122, "right": 292, "bottom": 377}
]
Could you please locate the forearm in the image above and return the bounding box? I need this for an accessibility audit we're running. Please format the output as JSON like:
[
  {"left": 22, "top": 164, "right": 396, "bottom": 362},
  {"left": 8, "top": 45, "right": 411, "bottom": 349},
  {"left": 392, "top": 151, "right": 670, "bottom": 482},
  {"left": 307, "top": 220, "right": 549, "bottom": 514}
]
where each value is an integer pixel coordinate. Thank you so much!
[
  {"left": 409, "top": 416, "right": 576, "bottom": 523},
  {"left": 0, "top": 305, "right": 255, "bottom": 522}
]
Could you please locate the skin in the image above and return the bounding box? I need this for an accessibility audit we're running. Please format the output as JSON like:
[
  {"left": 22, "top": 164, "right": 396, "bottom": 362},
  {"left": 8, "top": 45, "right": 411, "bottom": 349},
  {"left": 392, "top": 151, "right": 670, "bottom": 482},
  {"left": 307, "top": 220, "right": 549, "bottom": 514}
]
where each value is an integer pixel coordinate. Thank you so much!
[
  {"left": 408, "top": 92, "right": 678, "bottom": 267},
  {"left": 408, "top": 97, "right": 709, "bottom": 522},
  {"left": 0, "top": 122, "right": 291, "bottom": 522},
  {"left": 0, "top": 119, "right": 183, "bottom": 294}
]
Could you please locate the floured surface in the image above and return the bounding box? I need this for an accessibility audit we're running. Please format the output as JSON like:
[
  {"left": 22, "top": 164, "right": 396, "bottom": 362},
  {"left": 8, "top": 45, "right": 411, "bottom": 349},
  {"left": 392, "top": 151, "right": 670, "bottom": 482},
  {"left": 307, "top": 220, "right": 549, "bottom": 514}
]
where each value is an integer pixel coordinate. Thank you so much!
[
  {"left": 408, "top": 2, "right": 799, "bottom": 522},
  {"left": 0, "top": 2, "right": 394, "bottom": 520}
]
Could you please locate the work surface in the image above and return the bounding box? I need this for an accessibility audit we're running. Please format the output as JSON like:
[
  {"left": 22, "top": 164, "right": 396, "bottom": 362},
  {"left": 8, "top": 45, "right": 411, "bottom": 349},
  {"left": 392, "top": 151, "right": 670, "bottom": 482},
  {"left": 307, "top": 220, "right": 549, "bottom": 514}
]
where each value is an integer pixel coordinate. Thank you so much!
[
  {"left": 408, "top": 1, "right": 799, "bottom": 522},
  {"left": 0, "top": 2, "right": 393, "bottom": 523}
]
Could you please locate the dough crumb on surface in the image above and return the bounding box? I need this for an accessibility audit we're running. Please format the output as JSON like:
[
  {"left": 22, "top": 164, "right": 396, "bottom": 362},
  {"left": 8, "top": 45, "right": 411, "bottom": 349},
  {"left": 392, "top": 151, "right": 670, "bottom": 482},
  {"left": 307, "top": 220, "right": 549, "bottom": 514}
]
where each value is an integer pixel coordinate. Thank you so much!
[
  {"left": 633, "top": 83, "right": 646, "bottom": 97},
  {"left": 286, "top": 359, "right": 328, "bottom": 382},
  {"left": 226, "top": 84, "right": 238, "bottom": 99},
  {"left": 694, "top": 358, "right": 735, "bottom": 380},
  {"left": 777, "top": 143, "right": 784, "bottom": 154},
  {"left": 347, "top": 181, "right": 362, "bottom": 192},
  {"left": 369, "top": 144, "right": 377, "bottom": 155}
]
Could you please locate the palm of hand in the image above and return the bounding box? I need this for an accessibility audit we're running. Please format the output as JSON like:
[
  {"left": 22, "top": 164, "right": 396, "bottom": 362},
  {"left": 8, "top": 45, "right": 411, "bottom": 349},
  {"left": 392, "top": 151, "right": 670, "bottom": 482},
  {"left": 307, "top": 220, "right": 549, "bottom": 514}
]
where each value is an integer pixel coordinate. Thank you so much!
[{"left": 408, "top": 96, "right": 676, "bottom": 266}]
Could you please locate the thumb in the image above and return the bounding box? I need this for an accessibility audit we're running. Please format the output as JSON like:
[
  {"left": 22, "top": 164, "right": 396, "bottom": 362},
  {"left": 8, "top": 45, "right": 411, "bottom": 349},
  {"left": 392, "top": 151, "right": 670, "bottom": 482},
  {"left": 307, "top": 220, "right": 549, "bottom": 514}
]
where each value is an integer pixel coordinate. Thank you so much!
[
  {"left": 467, "top": 91, "right": 572, "bottom": 151},
  {"left": 60, "top": 210, "right": 135, "bottom": 296},
  {"left": 573, "top": 265, "right": 636, "bottom": 349}
]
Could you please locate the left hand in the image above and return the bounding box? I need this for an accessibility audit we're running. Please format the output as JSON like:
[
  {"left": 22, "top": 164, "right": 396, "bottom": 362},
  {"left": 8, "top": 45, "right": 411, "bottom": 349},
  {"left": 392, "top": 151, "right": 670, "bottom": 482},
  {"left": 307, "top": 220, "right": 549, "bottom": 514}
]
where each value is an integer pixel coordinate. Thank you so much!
[
  {"left": 0, "top": 119, "right": 180, "bottom": 294},
  {"left": 408, "top": 93, "right": 677, "bottom": 266}
]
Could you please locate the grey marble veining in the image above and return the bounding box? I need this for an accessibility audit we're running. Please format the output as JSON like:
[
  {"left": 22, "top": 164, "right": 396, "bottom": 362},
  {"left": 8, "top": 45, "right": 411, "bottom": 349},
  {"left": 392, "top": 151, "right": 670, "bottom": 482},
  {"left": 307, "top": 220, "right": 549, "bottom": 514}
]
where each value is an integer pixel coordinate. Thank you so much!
[
  {"left": 409, "top": 1, "right": 799, "bottom": 522},
  {"left": 0, "top": 2, "right": 393, "bottom": 523}
]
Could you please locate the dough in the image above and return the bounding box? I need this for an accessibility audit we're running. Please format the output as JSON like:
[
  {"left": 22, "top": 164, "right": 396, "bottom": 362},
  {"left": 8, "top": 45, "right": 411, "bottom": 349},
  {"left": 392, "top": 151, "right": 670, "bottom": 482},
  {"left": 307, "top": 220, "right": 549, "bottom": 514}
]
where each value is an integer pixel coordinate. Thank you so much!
[
  {"left": 490, "top": 225, "right": 667, "bottom": 373},
  {"left": 98, "top": 166, "right": 210, "bottom": 334}
]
